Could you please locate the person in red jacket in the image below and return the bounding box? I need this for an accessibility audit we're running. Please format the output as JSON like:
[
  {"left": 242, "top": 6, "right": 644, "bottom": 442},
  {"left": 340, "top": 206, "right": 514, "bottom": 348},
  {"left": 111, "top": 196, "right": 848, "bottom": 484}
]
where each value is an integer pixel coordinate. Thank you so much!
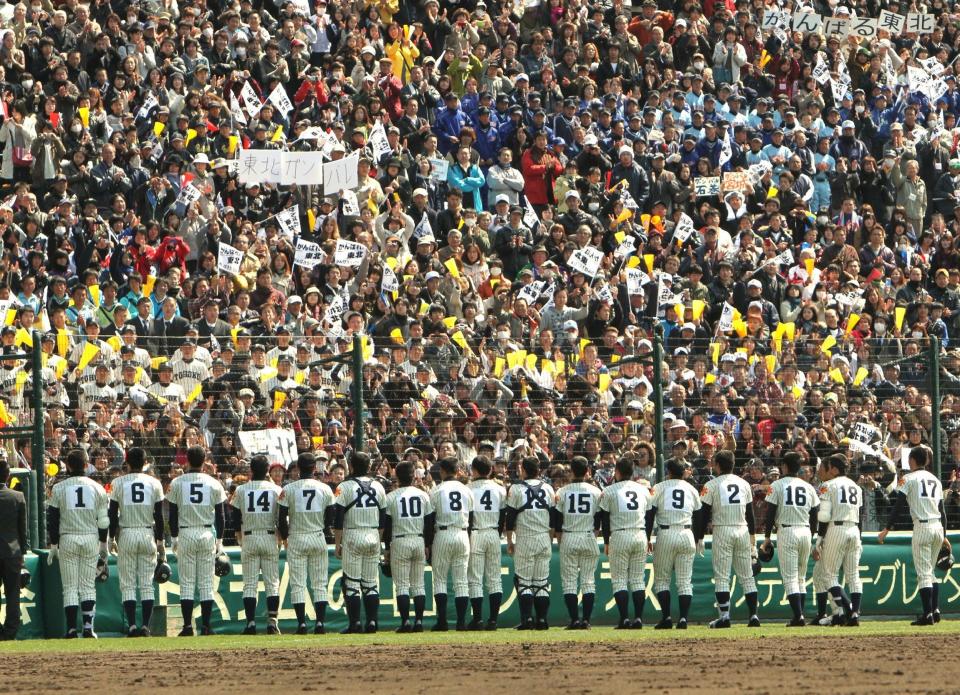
[
  {"left": 293, "top": 68, "right": 329, "bottom": 108},
  {"left": 520, "top": 131, "right": 563, "bottom": 213}
]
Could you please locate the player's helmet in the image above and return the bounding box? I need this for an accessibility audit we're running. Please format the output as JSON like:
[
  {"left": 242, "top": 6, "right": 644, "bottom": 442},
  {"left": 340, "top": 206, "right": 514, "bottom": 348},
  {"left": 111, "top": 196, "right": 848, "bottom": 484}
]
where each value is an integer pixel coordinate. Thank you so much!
[
  {"left": 937, "top": 546, "right": 954, "bottom": 572},
  {"left": 752, "top": 559, "right": 762, "bottom": 577},
  {"left": 95, "top": 557, "right": 109, "bottom": 583},
  {"left": 19, "top": 568, "right": 30, "bottom": 589},
  {"left": 214, "top": 553, "right": 232, "bottom": 577},
  {"left": 155, "top": 560, "right": 172, "bottom": 584},
  {"left": 757, "top": 543, "right": 774, "bottom": 563},
  {"left": 380, "top": 557, "right": 392, "bottom": 578}
]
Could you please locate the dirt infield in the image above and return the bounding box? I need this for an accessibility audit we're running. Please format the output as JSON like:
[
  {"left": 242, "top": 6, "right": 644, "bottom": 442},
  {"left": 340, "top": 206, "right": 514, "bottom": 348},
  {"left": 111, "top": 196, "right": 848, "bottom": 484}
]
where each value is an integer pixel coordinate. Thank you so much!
[{"left": 5, "top": 633, "right": 960, "bottom": 695}]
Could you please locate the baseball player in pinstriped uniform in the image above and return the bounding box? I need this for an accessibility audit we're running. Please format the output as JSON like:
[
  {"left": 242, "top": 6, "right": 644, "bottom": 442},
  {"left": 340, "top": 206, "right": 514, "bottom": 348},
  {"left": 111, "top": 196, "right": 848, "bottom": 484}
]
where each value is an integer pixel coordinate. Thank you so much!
[
  {"left": 505, "top": 457, "right": 556, "bottom": 630},
  {"left": 648, "top": 459, "right": 702, "bottom": 630},
  {"left": 230, "top": 455, "right": 283, "bottom": 636},
  {"left": 47, "top": 449, "right": 109, "bottom": 638},
  {"left": 167, "top": 446, "right": 228, "bottom": 636},
  {"left": 467, "top": 455, "right": 506, "bottom": 631},
  {"left": 878, "top": 445, "right": 951, "bottom": 625},
  {"left": 278, "top": 453, "right": 336, "bottom": 635},
  {"left": 384, "top": 462, "right": 434, "bottom": 633},
  {"left": 428, "top": 458, "right": 473, "bottom": 631},
  {"left": 813, "top": 453, "right": 864, "bottom": 627},
  {"left": 598, "top": 458, "right": 650, "bottom": 629},
  {"left": 762, "top": 451, "right": 819, "bottom": 626},
  {"left": 107, "top": 447, "right": 165, "bottom": 637},
  {"left": 333, "top": 452, "right": 387, "bottom": 634},
  {"left": 700, "top": 450, "right": 760, "bottom": 628},
  {"left": 553, "top": 456, "right": 601, "bottom": 630}
]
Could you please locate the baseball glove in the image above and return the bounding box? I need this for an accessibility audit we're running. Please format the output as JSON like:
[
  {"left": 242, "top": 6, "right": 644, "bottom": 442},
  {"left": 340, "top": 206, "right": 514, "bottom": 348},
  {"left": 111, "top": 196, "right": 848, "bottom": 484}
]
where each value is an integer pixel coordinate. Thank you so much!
[
  {"left": 214, "top": 552, "right": 232, "bottom": 577},
  {"left": 95, "top": 557, "right": 109, "bottom": 583},
  {"left": 757, "top": 543, "right": 774, "bottom": 563},
  {"left": 155, "top": 560, "right": 172, "bottom": 584},
  {"left": 937, "top": 545, "right": 954, "bottom": 572},
  {"left": 380, "top": 558, "right": 392, "bottom": 578},
  {"left": 19, "top": 568, "right": 31, "bottom": 589},
  {"left": 752, "top": 559, "right": 762, "bottom": 577}
]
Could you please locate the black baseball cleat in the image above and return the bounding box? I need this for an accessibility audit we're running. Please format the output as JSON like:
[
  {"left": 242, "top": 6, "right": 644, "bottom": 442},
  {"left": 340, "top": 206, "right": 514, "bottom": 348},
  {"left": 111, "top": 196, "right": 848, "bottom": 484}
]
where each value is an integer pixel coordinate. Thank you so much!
[
  {"left": 846, "top": 615, "right": 860, "bottom": 627},
  {"left": 709, "top": 617, "right": 731, "bottom": 629},
  {"left": 515, "top": 618, "right": 535, "bottom": 631},
  {"left": 178, "top": 625, "right": 194, "bottom": 637},
  {"left": 364, "top": 621, "right": 378, "bottom": 634},
  {"left": 565, "top": 620, "right": 580, "bottom": 630},
  {"left": 535, "top": 619, "right": 549, "bottom": 631},
  {"left": 127, "top": 626, "right": 140, "bottom": 638},
  {"left": 139, "top": 627, "right": 152, "bottom": 637},
  {"left": 484, "top": 620, "right": 497, "bottom": 631},
  {"left": 340, "top": 623, "right": 362, "bottom": 634},
  {"left": 653, "top": 618, "right": 672, "bottom": 630},
  {"left": 396, "top": 623, "right": 412, "bottom": 633},
  {"left": 199, "top": 626, "right": 215, "bottom": 636},
  {"left": 630, "top": 619, "right": 643, "bottom": 630},
  {"left": 830, "top": 614, "right": 846, "bottom": 627},
  {"left": 296, "top": 623, "right": 308, "bottom": 635},
  {"left": 676, "top": 619, "right": 688, "bottom": 630},
  {"left": 431, "top": 622, "right": 449, "bottom": 632},
  {"left": 934, "top": 611, "right": 942, "bottom": 624},
  {"left": 615, "top": 619, "right": 631, "bottom": 630},
  {"left": 466, "top": 619, "right": 484, "bottom": 631},
  {"left": 81, "top": 629, "right": 98, "bottom": 639},
  {"left": 412, "top": 621, "right": 424, "bottom": 633},
  {"left": 911, "top": 614, "right": 934, "bottom": 626},
  {"left": 579, "top": 621, "right": 591, "bottom": 630},
  {"left": 64, "top": 629, "right": 79, "bottom": 639},
  {"left": 787, "top": 617, "right": 806, "bottom": 627},
  {"left": 267, "top": 624, "right": 282, "bottom": 635},
  {"left": 242, "top": 623, "right": 257, "bottom": 635},
  {"left": 811, "top": 615, "right": 828, "bottom": 627},
  {"left": 748, "top": 616, "right": 761, "bottom": 628},
  {"left": 312, "top": 623, "right": 324, "bottom": 635}
]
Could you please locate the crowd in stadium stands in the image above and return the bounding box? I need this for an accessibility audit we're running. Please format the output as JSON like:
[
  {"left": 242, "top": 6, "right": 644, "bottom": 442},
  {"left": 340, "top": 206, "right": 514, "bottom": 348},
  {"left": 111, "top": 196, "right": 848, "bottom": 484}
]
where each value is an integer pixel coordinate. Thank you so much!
[{"left": 3, "top": 0, "right": 960, "bottom": 540}]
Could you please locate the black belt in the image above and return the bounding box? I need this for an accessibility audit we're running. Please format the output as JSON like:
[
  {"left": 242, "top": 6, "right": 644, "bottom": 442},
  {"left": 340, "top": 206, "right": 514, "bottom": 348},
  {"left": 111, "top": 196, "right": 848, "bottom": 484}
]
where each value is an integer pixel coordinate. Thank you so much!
[
  {"left": 244, "top": 530, "right": 275, "bottom": 536},
  {"left": 394, "top": 533, "right": 422, "bottom": 538},
  {"left": 612, "top": 528, "right": 642, "bottom": 533},
  {"left": 660, "top": 525, "right": 691, "bottom": 530},
  {"left": 780, "top": 524, "right": 805, "bottom": 528},
  {"left": 182, "top": 525, "right": 212, "bottom": 529},
  {"left": 832, "top": 521, "right": 855, "bottom": 526},
  {"left": 563, "top": 530, "right": 595, "bottom": 533},
  {"left": 120, "top": 526, "right": 153, "bottom": 529},
  {"left": 347, "top": 527, "right": 380, "bottom": 530},
  {"left": 437, "top": 525, "right": 466, "bottom": 531},
  {"left": 917, "top": 519, "right": 941, "bottom": 524}
]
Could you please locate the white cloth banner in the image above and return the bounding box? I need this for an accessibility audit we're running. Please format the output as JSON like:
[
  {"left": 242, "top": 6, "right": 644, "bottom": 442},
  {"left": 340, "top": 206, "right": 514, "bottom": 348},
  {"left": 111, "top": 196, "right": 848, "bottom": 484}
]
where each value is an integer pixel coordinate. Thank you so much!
[
  {"left": 275, "top": 205, "right": 300, "bottom": 240},
  {"left": 625, "top": 268, "right": 646, "bottom": 297},
  {"left": 323, "top": 152, "right": 359, "bottom": 193},
  {"left": 334, "top": 239, "right": 367, "bottom": 267},
  {"left": 268, "top": 84, "right": 294, "bottom": 116},
  {"left": 238, "top": 429, "right": 298, "bottom": 467},
  {"left": 381, "top": 265, "right": 400, "bottom": 292},
  {"left": 294, "top": 237, "right": 324, "bottom": 269},
  {"left": 568, "top": 246, "right": 603, "bottom": 278},
  {"left": 236, "top": 149, "right": 325, "bottom": 186},
  {"left": 718, "top": 302, "right": 736, "bottom": 332},
  {"left": 217, "top": 242, "right": 243, "bottom": 275},
  {"left": 369, "top": 122, "right": 391, "bottom": 163},
  {"left": 241, "top": 81, "right": 262, "bottom": 119}
]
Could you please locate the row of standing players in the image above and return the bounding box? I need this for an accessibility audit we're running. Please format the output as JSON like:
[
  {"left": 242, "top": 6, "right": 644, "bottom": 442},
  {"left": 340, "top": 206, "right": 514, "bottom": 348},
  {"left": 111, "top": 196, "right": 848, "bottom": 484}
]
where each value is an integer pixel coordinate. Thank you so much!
[{"left": 39, "top": 444, "right": 950, "bottom": 637}]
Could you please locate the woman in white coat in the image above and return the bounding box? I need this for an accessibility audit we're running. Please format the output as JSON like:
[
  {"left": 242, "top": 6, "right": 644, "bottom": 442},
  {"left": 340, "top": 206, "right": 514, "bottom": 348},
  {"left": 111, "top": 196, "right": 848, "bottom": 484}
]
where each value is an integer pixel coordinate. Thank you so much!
[{"left": 0, "top": 101, "right": 37, "bottom": 188}]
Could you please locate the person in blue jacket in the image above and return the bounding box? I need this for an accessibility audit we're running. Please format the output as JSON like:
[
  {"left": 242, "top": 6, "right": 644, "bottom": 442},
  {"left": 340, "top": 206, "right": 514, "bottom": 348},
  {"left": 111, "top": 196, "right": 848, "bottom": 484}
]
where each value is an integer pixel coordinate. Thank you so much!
[
  {"left": 434, "top": 93, "right": 472, "bottom": 156},
  {"left": 447, "top": 146, "right": 486, "bottom": 210}
]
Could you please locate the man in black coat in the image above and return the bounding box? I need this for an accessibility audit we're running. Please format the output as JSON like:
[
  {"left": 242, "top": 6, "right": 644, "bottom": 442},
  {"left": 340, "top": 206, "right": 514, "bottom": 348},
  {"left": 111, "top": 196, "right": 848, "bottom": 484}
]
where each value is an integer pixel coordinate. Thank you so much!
[
  {"left": 0, "top": 460, "right": 27, "bottom": 640},
  {"left": 149, "top": 296, "right": 190, "bottom": 357}
]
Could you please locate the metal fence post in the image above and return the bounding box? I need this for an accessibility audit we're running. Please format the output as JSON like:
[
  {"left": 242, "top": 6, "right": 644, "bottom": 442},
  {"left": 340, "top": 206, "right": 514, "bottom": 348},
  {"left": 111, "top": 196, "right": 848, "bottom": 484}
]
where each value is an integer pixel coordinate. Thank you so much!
[
  {"left": 930, "top": 336, "right": 942, "bottom": 482},
  {"left": 352, "top": 334, "right": 364, "bottom": 454},
  {"left": 653, "top": 326, "right": 665, "bottom": 483},
  {"left": 32, "top": 331, "right": 46, "bottom": 547}
]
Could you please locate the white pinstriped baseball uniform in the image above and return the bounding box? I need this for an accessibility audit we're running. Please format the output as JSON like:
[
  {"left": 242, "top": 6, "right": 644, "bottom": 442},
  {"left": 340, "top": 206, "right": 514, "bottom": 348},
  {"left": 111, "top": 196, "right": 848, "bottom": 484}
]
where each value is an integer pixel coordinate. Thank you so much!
[
  {"left": 429, "top": 480, "right": 473, "bottom": 597},
  {"left": 650, "top": 479, "right": 700, "bottom": 595},
  {"left": 336, "top": 477, "right": 386, "bottom": 596},
  {"left": 765, "top": 476, "right": 818, "bottom": 596},
  {"left": 230, "top": 480, "right": 283, "bottom": 600},
  {"left": 598, "top": 480, "right": 649, "bottom": 593},
  {"left": 468, "top": 479, "right": 505, "bottom": 598},
  {"left": 49, "top": 477, "right": 109, "bottom": 606},
  {"left": 556, "top": 481, "right": 601, "bottom": 595},
  {"left": 384, "top": 486, "right": 433, "bottom": 597},
  {"left": 167, "top": 472, "right": 227, "bottom": 602},
  {"left": 898, "top": 470, "right": 945, "bottom": 590},
  {"left": 702, "top": 473, "right": 756, "bottom": 595},
  {"left": 818, "top": 476, "right": 863, "bottom": 594},
  {"left": 506, "top": 480, "right": 556, "bottom": 595},
  {"left": 110, "top": 473, "right": 164, "bottom": 603},
  {"left": 280, "top": 479, "right": 335, "bottom": 604}
]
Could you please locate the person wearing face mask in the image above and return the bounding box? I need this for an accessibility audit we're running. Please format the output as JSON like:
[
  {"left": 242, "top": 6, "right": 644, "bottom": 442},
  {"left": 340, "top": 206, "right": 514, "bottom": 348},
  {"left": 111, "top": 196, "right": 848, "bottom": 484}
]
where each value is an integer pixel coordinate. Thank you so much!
[{"left": 867, "top": 315, "right": 903, "bottom": 360}]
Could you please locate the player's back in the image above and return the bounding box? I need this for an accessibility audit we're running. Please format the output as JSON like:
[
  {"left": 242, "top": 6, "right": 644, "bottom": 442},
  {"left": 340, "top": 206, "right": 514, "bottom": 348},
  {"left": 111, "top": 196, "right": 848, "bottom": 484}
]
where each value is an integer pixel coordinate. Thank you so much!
[
  {"left": 337, "top": 477, "right": 386, "bottom": 530},
  {"left": 508, "top": 479, "right": 555, "bottom": 535},
  {"left": 282, "top": 478, "right": 334, "bottom": 534},
  {"left": 556, "top": 481, "right": 602, "bottom": 533},
  {"left": 468, "top": 479, "right": 505, "bottom": 530},
  {"left": 821, "top": 476, "right": 862, "bottom": 523},
  {"left": 52, "top": 476, "right": 107, "bottom": 534},
  {"left": 431, "top": 480, "right": 473, "bottom": 528},
  {"left": 168, "top": 471, "right": 226, "bottom": 528},
  {"left": 599, "top": 479, "right": 648, "bottom": 531},
  {"left": 233, "top": 479, "right": 282, "bottom": 531},
  {"left": 651, "top": 478, "right": 699, "bottom": 526},
  {"left": 703, "top": 473, "right": 752, "bottom": 525},
  {"left": 110, "top": 473, "right": 164, "bottom": 527},
  {"left": 385, "top": 486, "right": 432, "bottom": 536},
  {"left": 767, "top": 476, "right": 818, "bottom": 526},
  {"left": 903, "top": 470, "right": 942, "bottom": 522}
]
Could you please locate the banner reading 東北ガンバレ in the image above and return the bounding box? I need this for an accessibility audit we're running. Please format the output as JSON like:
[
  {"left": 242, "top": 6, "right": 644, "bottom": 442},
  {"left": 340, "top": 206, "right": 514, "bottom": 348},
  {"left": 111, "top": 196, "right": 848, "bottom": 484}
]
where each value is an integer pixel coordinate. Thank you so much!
[{"left": 11, "top": 533, "right": 960, "bottom": 637}]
